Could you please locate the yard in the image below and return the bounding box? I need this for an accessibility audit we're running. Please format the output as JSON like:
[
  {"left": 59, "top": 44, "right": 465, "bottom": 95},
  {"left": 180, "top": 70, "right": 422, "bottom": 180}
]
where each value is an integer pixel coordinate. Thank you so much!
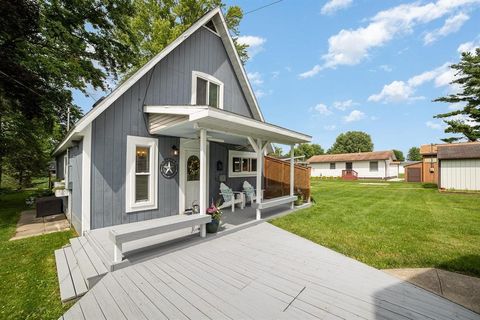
[
  {"left": 271, "top": 179, "right": 480, "bottom": 277},
  {"left": 0, "top": 180, "right": 74, "bottom": 320}
]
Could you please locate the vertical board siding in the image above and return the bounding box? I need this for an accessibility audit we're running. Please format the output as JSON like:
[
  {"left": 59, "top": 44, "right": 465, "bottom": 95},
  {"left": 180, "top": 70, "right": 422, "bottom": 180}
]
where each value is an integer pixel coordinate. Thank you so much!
[
  {"left": 208, "top": 142, "right": 255, "bottom": 202},
  {"left": 68, "top": 141, "right": 83, "bottom": 234},
  {"left": 91, "top": 26, "right": 255, "bottom": 229},
  {"left": 441, "top": 159, "right": 480, "bottom": 191}
]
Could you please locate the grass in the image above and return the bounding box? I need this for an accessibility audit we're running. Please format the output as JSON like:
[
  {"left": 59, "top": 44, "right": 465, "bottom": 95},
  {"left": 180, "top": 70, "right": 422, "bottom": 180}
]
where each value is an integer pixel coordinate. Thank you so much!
[
  {"left": 0, "top": 179, "right": 75, "bottom": 320},
  {"left": 271, "top": 179, "right": 480, "bottom": 277}
]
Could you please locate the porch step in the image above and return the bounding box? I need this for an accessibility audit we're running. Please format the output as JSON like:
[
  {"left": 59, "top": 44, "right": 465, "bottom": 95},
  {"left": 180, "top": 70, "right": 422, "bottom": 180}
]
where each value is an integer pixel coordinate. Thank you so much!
[
  {"left": 54, "top": 236, "right": 108, "bottom": 302},
  {"left": 69, "top": 237, "right": 108, "bottom": 287}
]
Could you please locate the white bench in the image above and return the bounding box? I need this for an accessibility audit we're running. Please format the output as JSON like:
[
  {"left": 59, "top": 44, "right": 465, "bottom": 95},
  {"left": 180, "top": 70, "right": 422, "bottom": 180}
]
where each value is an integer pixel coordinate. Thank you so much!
[
  {"left": 255, "top": 195, "right": 297, "bottom": 210},
  {"left": 109, "top": 214, "right": 211, "bottom": 262},
  {"left": 254, "top": 195, "right": 297, "bottom": 219}
]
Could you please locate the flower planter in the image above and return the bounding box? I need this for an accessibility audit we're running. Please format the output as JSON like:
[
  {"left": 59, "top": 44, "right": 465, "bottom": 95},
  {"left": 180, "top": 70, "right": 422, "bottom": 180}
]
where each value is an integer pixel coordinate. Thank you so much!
[{"left": 206, "top": 219, "right": 220, "bottom": 233}]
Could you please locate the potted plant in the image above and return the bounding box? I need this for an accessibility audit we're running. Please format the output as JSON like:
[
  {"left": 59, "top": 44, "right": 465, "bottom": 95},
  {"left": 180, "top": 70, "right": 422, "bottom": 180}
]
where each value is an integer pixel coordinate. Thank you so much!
[
  {"left": 294, "top": 190, "right": 304, "bottom": 206},
  {"left": 206, "top": 200, "right": 222, "bottom": 233}
]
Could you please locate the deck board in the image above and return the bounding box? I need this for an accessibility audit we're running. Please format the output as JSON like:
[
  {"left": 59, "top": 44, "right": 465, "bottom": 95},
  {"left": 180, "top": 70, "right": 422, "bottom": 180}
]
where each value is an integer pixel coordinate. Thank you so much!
[
  {"left": 54, "top": 249, "right": 76, "bottom": 302},
  {"left": 61, "top": 223, "right": 480, "bottom": 320}
]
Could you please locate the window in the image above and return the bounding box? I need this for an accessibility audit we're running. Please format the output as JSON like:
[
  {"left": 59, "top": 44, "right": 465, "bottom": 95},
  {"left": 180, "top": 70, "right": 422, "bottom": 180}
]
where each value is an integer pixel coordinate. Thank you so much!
[
  {"left": 346, "top": 162, "right": 353, "bottom": 170},
  {"left": 229, "top": 151, "right": 257, "bottom": 177},
  {"left": 126, "top": 136, "right": 158, "bottom": 213},
  {"left": 369, "top": 161, "right": 378, "bottom": 172},
  {"left": 330, "top": 162, "right": 335, "bottom": 170},
  {"left": 187, "top": 155, "right": 200, "bottom": 181},
  {"left": 191, "top": 71, "right": 224, "bottom": 109}
]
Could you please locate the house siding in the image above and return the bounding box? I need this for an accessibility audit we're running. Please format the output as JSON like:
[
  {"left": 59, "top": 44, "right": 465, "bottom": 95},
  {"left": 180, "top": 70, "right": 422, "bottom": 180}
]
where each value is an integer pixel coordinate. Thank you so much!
[
  {"left": 68, "top": 141, "right": 83, "bottom": 233},
  {"left": 440, "top": 159, "right": 480, "bottom": 191},
  {"left": 310, "top": 160, "right": 397, "bottom": 179},
  {"left": 143, "top": 26, "right": 252, "bottom": 117},
  {"left": 208, "top": 142, "right": 256, "bottom": 202}
]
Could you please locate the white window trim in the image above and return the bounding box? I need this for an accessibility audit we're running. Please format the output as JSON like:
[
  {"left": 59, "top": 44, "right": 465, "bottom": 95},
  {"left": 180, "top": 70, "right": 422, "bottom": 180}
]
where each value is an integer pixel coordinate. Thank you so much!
[
  {"left": 126, "top": 135, "right": 158, "bottom": 213},
  {"left": 228, "top": 150, "right": 257, "bottom": 178},
  {"left": 191, "top": 71, "right": 224, "bottom": 109},
  {"left": 369, "top": 161, "right": 379, "bottom": 172}
]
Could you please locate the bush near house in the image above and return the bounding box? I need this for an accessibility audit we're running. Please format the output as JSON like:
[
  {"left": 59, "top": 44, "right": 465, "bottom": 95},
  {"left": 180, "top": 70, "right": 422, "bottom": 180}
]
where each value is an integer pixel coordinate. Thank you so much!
[{"left": 271, "top": 179, "right": 480, "bottom": 277}]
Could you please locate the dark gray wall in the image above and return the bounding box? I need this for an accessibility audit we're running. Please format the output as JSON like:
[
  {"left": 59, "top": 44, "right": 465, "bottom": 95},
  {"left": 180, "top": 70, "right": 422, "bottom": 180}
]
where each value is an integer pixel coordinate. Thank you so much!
[
  {"left": 68, "top": 141, "right": 83, "bottom": 234},
  {"left": 143, "top": 27, "right": 252, "bottom": 117},
  {"left": 90, "top": 25, "right": 255, "bottom": 229},
  {"left": 209, "top": 142, "right": 255, "bottom": 202}
]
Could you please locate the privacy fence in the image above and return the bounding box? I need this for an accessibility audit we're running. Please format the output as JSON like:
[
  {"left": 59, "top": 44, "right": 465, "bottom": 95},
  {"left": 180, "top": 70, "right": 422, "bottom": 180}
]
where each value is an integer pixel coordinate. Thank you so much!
[{"left": 264, "top": 156, "right": 311, "bottom": 201}]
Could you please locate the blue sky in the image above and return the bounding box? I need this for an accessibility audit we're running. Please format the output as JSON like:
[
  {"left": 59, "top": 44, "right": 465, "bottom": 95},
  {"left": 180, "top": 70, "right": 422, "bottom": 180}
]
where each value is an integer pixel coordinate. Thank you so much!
[{"left": 73, "top": 0, "right": 480, "bottom": 155}]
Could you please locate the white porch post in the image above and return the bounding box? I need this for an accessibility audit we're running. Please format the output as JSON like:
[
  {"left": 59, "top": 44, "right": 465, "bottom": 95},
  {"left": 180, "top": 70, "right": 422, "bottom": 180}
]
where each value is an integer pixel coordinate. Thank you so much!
[
  {"left": 199, "top": 128, "right": 207, "bottom": 237},
  {"left": 290, "top": 144, "right": 295, "bottom": 209},
  {"left": 256, "top": 139, "right": 264, "bottom": 220}
]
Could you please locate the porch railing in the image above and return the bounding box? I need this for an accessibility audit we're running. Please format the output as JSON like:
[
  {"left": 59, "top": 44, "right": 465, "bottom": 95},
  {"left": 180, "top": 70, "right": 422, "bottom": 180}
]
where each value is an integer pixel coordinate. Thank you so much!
[{"left": 341, "top": 169, "right": 358, "bottom": 180}]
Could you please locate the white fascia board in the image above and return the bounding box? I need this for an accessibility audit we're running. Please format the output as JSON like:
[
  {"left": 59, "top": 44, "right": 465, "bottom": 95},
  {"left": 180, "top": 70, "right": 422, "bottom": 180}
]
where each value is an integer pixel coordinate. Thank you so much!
[
  {"left": 144, "top": 105, "right": 208, "bottom": 115},
  {"left": 189, "top": 108, "right": 311, "bottom": 143},
  {"left": 53, "top": 9, "right": 221, "bottom": 156}
]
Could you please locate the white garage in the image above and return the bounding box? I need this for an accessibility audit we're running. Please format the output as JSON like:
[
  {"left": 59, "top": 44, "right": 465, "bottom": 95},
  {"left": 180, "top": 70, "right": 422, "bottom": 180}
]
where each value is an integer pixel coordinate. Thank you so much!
[{"left": 438, "top": 142, "right": 480, "bottom": 191}]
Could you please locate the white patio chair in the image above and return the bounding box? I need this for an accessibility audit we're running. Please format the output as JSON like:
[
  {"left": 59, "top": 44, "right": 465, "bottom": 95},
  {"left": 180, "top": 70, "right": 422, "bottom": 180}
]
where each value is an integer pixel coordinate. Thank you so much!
[
  {"left": 218, "top": 183, "right": 244, "bottom": 212},
  {"left": 242, "top": 181, "right": 258, "bottom": 206}
]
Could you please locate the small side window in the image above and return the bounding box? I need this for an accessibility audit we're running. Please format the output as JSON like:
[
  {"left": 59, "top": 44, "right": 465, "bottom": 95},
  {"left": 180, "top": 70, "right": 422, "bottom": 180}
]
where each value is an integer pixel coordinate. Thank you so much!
[
  {"left": 330, "top": 162, "right": 335, "bottom": 170},
  {"left": 369, "top": 161, "right": 378, "bottom": 172}
]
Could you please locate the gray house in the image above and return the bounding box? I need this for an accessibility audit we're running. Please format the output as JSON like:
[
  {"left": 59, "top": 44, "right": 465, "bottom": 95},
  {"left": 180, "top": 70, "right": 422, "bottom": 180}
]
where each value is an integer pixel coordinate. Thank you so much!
[{"left": 53, "top": 8, "right": 311, "bottom": 236}]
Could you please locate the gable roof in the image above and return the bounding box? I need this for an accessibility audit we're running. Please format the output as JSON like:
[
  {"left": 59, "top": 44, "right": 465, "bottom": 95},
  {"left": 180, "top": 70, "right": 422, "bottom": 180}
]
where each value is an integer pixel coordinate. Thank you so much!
[
  {"left": 420, "top": 144, "right": 438, "bottom": 155},
  {"left": 437, "top": 142, "right": 480, "bottom": 160},
  {"left": 307, "top": 151, "right": 396, "bottom": 163},
  {"left": 53, "top": 8, "right": 263, "bottom": 155}
]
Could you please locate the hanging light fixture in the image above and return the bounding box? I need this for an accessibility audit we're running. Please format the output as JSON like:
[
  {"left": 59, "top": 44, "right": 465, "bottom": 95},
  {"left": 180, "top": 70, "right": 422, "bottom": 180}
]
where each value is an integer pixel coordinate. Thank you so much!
[{"left": 172, "top": 145, "right": 179, "bottom": 156}]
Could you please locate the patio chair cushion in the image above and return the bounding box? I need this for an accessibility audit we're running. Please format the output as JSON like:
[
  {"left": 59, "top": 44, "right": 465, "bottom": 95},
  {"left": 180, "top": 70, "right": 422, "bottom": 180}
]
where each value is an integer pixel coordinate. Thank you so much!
[
  {"left": 220, "top": 183, "right": 234, "bottom": 202},
  {"left": 243, "top": 181, "right": 255, "bottom": 198}
]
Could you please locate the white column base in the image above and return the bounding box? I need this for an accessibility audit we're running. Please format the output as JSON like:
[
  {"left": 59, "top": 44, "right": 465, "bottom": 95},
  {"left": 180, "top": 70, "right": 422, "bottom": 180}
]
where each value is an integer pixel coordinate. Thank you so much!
[
  {"left": 200, "top": 224, "right": 206, "bottom": 238},
  {"left": 113, "top": 244, "right": 123, "bottom": 263},
  {"left": 256, "top": 208, "right": 261, "bottom": 220}
]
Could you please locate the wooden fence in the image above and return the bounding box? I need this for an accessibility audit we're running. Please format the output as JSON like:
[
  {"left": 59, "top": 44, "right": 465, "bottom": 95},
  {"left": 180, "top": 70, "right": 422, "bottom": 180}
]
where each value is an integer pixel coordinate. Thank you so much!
[{"left": 264, "top": 156, "right": 311, "bottom": 200}]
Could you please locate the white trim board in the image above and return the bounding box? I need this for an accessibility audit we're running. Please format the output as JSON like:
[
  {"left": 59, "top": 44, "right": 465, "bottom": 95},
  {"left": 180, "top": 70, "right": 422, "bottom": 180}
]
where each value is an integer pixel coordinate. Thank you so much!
[
  {"left": 81, "top": 124, "right": 92, "bottom": 233},
  {"left": 53, "top": 8, "right": 264, "bottom": 156},
  {"left": 125, "top": 135, "right": 159, "bottom": 213}
]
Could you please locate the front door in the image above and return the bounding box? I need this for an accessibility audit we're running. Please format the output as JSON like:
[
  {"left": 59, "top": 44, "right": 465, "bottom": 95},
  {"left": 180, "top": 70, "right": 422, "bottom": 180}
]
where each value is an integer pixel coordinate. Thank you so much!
[
  {"left": 346, "top": 162, "right": 353, "bottom": 170},
  {"left": 185, "top": 150, "right": 200, "bottom": 211}
]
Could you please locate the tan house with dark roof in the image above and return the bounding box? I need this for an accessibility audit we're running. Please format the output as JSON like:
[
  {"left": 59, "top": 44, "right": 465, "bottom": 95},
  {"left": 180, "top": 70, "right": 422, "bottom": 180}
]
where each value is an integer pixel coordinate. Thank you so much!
[{"left": 307, "top": 150, "right": 398, "bottom": 179}]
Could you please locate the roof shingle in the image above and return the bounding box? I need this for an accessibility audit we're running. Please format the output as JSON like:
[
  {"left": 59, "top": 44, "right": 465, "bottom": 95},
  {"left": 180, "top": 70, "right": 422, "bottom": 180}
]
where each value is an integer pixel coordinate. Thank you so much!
[{"left": 437, "top": 142, "right": 480, "bottom": 160}]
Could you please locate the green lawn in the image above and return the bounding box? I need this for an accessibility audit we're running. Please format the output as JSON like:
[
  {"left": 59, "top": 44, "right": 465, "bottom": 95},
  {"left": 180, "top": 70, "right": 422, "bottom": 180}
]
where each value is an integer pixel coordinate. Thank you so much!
[
  {"left": 271, "top": 179, "right": 480, "bottom": 277},
  {"left": 0, "top": 181, "right": 75, "bottom": 320}
]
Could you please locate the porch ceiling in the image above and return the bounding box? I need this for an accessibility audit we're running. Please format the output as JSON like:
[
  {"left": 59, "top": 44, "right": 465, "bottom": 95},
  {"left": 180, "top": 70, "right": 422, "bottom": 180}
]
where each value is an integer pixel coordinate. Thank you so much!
[{"left": 144, "top": 105, "right": 311, "bottom": 145}]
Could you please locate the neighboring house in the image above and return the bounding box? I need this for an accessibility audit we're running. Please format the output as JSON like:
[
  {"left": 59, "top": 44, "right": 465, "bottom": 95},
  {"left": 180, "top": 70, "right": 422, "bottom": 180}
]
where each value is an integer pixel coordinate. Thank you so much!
[
  {"left": 405, "top": 142, "right": 480, "bottom": 191},
  {"left": 307, "top": 151, "right": 398, "bottom": 179},
  {"left": 53, "top": 8, "right": 311, "bottom": 235}
]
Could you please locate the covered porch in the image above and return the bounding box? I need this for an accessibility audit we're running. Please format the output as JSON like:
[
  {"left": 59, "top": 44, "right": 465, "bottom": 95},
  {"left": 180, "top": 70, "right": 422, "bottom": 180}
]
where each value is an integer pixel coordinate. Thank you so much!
[{"left": 146, "top": 105, "right": 312, "bottom": 234}]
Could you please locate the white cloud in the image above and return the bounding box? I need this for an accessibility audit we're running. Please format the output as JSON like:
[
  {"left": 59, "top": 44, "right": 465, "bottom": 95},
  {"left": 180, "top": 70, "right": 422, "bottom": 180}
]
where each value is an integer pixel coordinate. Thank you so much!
[
  {"left": 271, "top": 71, "right": 280, "bottom": 79},
  {"left": 324, "top": 124, "right": 337, "bottom": 131},
  {"left": 368, "top": 80, "right": 422, "bottom": 103},
  {"left": 300, "top": 0, "right": 480, "bottom": 77},
  {"left": 321, "top": 0, "right": 353, "bottom": 15},
  {"left": 255, "top": 89, "right": 272, "bottom": 98},
  {"left": 424, "top": 12, "right": 469, "bottom": 44},
  {"left": 333, "top": 99, "right": 358, "bottom": 110},
  {"left": 458, "top": 38, "right": 480, "bottom": 53},
  {"left": 426, "top": 121, "right": 443, "bottom": 129},
  {"left": 369, "top": 62, "right": 457, "bottom": 103},
  {"left": 237, "top": 35, "right": 266, "bottom": 58},
  {"left": 379, "top": 64, "right": 393, "bottom": 72},
  {"left": 247, "top": 72, "right": 263, "bottom": 85},
  {"left": 311, "top": 103, "right": 333, "bottom": 115},
  {"left": 344, "top": 110, "right": 365, "bottom": 122}
]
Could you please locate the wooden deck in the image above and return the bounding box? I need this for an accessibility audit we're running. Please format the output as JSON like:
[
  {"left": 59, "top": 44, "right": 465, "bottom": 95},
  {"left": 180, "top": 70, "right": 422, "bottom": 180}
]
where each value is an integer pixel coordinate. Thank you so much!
[{"left": 61, "top": 223, "right": 480, "bottom": 320}]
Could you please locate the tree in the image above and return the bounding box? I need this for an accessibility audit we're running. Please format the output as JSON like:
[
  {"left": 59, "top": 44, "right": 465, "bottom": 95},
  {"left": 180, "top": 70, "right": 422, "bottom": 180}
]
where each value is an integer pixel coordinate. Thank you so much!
[
  {"left": 0, "top": 0, "right": 136, "bottom": 186},
  {"left": 294, "top": 143, "right": 324, "bottom": 160},
  {"left": 328, "top": 131, "right": 374, "bottom": 154},
  {"left": 268, "top": 145, "right": 283, "bottom": 158},
  {"left": 407, "top": 147, "right": 422, "bottom": 161},
  {"left": 433, "top": 48, "right": 480, "bottom": 142},
  {"left": 393, "top": 149, "right": 405, "bottom": 161},
  {"left": 117, "top": 0, "right": 247, "bottom": 77}
]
